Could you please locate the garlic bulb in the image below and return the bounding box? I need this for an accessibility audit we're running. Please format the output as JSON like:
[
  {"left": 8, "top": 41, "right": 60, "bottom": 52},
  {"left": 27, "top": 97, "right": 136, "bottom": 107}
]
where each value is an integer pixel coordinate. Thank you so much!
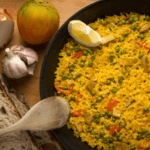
[{"left": 2, "top": 46, "right": 38, "bottom": 79}]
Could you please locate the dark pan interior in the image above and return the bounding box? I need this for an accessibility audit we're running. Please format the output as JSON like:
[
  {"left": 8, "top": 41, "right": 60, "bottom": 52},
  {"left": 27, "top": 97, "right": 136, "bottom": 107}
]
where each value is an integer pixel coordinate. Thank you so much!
[{"left": 40, "top": 0, "right": 150, "bottom": 149}]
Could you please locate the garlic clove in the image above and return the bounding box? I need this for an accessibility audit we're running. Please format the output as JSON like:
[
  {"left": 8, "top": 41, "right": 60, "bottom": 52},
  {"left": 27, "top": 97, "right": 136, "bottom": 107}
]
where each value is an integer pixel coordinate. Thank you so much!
[
  {"left": 2, "top": 48, "right": 28, "bottom": 79},
  {"left": 27, "top": 63, "right": 37, "bottom": 75}
]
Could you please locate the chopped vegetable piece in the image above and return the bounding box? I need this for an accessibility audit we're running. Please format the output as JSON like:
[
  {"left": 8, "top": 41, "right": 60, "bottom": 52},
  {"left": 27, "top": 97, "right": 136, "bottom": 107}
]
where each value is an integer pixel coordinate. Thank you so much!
[
  {"left": 109, "top": 125, "right": 121, "bottom": 135},
  {"left": 109, "top": 54, "right": 115, "bottom": 59},
  {"left": 72, "top": 110, "right": 82, "bottom": 117},
  {"left": 115, "top": 46, "right": 120, "bottom": 53},
  {"left": 77, "top": 93, "right": 82, "bottom": 98},
  {"left": 88, "top": 62, "right": 93, "bottom": 67},
  {"left": 80, "top": 62, "right": 85, "bottom": 67},
  {"left": 138, "top": 53, "right": 143, "bottom": 59},
  {"left": 120, "top": 57, "right": 137, "bottom": 66},
  {"left": 72, "top": 51, "right": 83, "bottom": 59},
  {"left": 100, "top": 130, "right": 105, "bottom": 136},
  {"left": 66, "top": 50, "right": 71, "bottom": 56},
  {"left": 94, "top": 118, "right": 100, "bottom": 123},
  {"left": 119, "top": 36, "right": 125, "bottom": 42},
  {"left": 74, "top": 46, "right": 80, "bottom": 52},
  {"left": 102, "top": 20, "right": 107, "bottom": 25},
  {"left": 105, "top": 124, "right": 110, "bottom": 130},
  {"left": 83, "top": 50, "right": 88, "bottom": 56},
  {"left": 107, "top": 100, "right": 119, "bottom": 111},
  {"left": 139, "top": 34, "right": 145, "bottom": 39},
  {"left": 119, "top": 122, "right": 126, "bottom": 127},
  {"left": 140, "top": 24, "right": 150, "bottom": 33},
  {"left": 86, "top": 78, "right": 97, "bottom": 92},
  {"left": 118, "top": 77, "right": 123, "bottom": 83},
  {"left": 101, "top": 34, "right": 116, "bottom": 45},
  {"left": 112, "top": 87, "right": 118, "bottom": 93}
]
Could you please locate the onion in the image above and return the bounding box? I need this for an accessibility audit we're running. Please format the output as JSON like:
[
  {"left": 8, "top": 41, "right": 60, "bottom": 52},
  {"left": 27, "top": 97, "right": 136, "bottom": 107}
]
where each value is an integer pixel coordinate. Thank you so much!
[{"left": 0, "top": 7, "right": 14, "bottom": 49}]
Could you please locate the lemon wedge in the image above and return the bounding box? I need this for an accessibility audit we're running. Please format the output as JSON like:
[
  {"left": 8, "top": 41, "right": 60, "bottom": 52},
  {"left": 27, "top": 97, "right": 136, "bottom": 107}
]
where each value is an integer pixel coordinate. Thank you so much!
[{"left": 68, "top": 20, "right": 101, "bottom": 47}]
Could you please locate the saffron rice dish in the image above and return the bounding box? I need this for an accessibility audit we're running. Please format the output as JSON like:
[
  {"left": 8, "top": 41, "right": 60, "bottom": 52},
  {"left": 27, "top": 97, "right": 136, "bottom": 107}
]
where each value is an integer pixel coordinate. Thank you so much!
[{"left": 54, "top": 12, "right": 150, "bottom": 150}]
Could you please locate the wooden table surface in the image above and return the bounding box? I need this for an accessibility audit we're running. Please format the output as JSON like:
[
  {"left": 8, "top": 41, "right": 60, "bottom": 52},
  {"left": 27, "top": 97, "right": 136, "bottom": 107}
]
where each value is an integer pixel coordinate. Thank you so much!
[{"left": 0, "top": 0, "right": 95, "bottom": 149}]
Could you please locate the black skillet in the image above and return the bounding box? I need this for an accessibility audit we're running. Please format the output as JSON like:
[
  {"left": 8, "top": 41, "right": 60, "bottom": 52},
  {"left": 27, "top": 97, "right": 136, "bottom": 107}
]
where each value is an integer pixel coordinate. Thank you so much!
[{"left": 40, "top": 0, "right": 150, "bottom": 149}]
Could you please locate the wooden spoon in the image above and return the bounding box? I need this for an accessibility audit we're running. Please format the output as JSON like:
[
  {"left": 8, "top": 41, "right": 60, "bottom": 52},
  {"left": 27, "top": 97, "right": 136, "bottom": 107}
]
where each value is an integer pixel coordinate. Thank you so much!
[{"left": 0, "top": 96, "right": 71, "bottom": 136}]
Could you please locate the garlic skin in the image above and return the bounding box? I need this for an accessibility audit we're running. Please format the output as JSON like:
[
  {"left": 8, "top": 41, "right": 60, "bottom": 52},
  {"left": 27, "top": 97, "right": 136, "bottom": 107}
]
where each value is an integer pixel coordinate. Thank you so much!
[
  {"left": 2, "top": 46, "right": 38, "bottom": 79},
  {"left": 10, "top": 45, "right": 38, "bottom": 75}
]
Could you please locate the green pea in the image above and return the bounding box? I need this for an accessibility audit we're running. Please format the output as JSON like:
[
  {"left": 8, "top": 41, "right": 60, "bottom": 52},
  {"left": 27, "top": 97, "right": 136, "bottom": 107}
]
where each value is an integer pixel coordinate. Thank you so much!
[
  {"left": 83, "top": 50, "right": 88, "bottom": 56},
  {"left": 91, "top": 102, "right": 95, "bottom": 107},
  {"left": 102, "top": 20, "right": 107, "bottom": 26},
  {"left": 114, "top": 21, "right": 118, "bottom": 25},
  {"left": 98, "top": 45, "right": 102, "bottom": 50},
  {"left": 145, "top": 15, "right": 150, "bottom": 21},
  {"left": 118, "top": 21, "right": 123, "bottom": 26},
  {"left": 59, "top": 73, "right": 63, "bottom": 77},
  {"left": 107, "top": 111, "right": 112, "bottom": 117},
  {"left": 111, "top": 117, "right": 116, "bottom": 122},
  {"left": 134, "top": 16, "right": 139, "bottom": 21},
  {"left": 88, "top": 62, "right": 93, "bottom": 67},
  {"left": 95, "top": 134, "right": 100, "bottom": 140},
  {"left": 68, "top": 75, "right": 73, "bottom": 79},
  {"left": 122, "top": 70, "right": 127, "bottom": 75},
  {"left": 100, "top": 130, "right": 105, "bottom": 136},
  {"left": 115, "top": 46, "right": 120, "bottom": 53},
  {"left": 74, "top": 58, "right": 78, "bottom": 62},
  {"left": 140, "top": 128, "right": 147, "bottom": 133},
  {"left": 109, "top": 143, "right": 114, "bottom": 148},
  {"left": 94, "top": 118, "right": 100, "bottom": 123},
  {"left": 120, "top": 122, "right": 126, "bottom": 127},
  {"left": 136, "top": 26, "right": 141, "bottom": 31},
  {"left": 69, "top": 67, "right": 74, "bottom": 72},
  {"left": 138, "top": 53, "right": 143, "bottom": 59},
  {"left": 143, "top": 107, "right": 149, "bottom": 113},
  {"left": 74, "top": 46, "right": 80, "bottom": 52},
  {"left": 109, "top": 54, "right": 115, "bottom": 59},
  {"left": 107, "top": 79, "right": 111, "bottom": 85},
  {"left": 77, "top": 72, "right": 81, "bottom": 77},
  {"left": 91, "top": 90, "right": 96, "bottom": 96},
  {"left": 97, "top": 96, "right": 103, "bottom": 102},
  {"left": 126, "top": 20, "right": 129, "bottom": 24},
  {"left": 94, "top": 113, "right": 101, "bottom": 118},
  {"left": 68, "top": 63, "right": 74, "bottom": 68},
  {"left": 81, "top": 59, "right": 86, "bottom": 62},
  {"left": 101, "top": 112, "right": 105, "bottom": 116},
  {"left": 118, "top": 77, "right": 123, "bottom": 83},
  {"left": 130, "top": 25, "right": 136, "bottom": 30},
  {"left": 129, "top": 17, "right": 133, "bottom": 23},
  {"left": 108, "top": 135, "right": 114, "bottom": 142},
  {"left": 130, "top": 145, "right": 136, "bottom": 150},
  {"left": 118, "top": 136, "right": 123, "bottom": 142},
  {"left": 146, "top": 132, "right": 150, "bottom": 138},
  {"left": 115, "top": 132, "right": 120, "bottom": 137},
  {"left": 73, "top": 75, "right": 77, "bottom": 80},
  {"left": 71, "top": 95, "right": 75, "bottom": 100},
  {"left": 91, "top": 54, "right": 96, "bottom": 60},
  {"left": 120, "top": 36, "right": 125, "bottom": 42},
  {"left": 139, "top": 34, "right": 145, "bottom": 39},
  {"left": 137, "top": 133, "right": 143, "bottom": 140},
  {"left": 122, "top": 20, "right": 126, "bottom": 24},
  {"left": 124, "top": 31, "right": 129, "bottom": 36},
  {"left": 120, "top": 50, "right": 126, "bottom": 54},
  {"left": 105, "top": 124, "right": 110, "bottom": 130},
  {"left": 110, "top": 77, "right": 115, "bottom": 82},
  {"left": 102, "top": 138, "right": 109, "bottom": 144},
  {"left": 89, "top": 127, "right": 93, "bottom": 132},
  {"left": 110, "top": 61, "right": 115, "bottom": 66},
  {"left": 66, "top": 50, "right": 71, "bottom": 56},
  {"left": 89, "top": 49, "right": 94, "bottom": 54},
  {"left": 80, "top": 62, "right": 85, "bottom": 67},
  {"left": 63, "top": 86, "right": 68, "bottom": 90},
  {"left": 104, "top": 114, "right": 109, "bottom": 119},
  {"left": 62, "top": 74, "right": 68, "bottom": 80},
  {"left": 112, "top": 87, "right": 118, "bottom": 93}
]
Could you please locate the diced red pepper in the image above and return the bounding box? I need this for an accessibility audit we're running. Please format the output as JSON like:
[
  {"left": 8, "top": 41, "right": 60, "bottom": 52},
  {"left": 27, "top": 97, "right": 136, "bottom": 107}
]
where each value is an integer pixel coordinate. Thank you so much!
[
  {"left": 107, "top": 100, "right": 119, "bottom": 111},
  {"left": 123, "top": 16, "right": 130, "bottom": 20},
  {"left": 72, "top": 51, "right": 83, "bottom": 59},
  {"left": 139, "top": 41, "right": 150, "bottom": 51},
  {"left": 77, "top": 94, "right": 83, "bottom": 98},
  {"left": 54, "top": 82, "right": 66, "bottom": 94},
  {"left": 54, "top": 82, "right": 73, "bottom": 95},
  {"left": 74, "top": 100, "right": 79, "bottom": 104},
  {"left": 109, "top": 125, "right": 121, "bottom": 135},
  {"left": 72, "top": 110, "right": 82, "bottom": 117},
  {"left": 67, "top": 85, "right": 73, "bottom": 95}
]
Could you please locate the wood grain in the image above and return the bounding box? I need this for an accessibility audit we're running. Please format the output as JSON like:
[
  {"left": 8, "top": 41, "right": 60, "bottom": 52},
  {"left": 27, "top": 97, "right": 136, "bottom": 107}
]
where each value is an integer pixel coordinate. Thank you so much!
[{"left": 0, "top": 0, "right": 94, "bottom": 149}]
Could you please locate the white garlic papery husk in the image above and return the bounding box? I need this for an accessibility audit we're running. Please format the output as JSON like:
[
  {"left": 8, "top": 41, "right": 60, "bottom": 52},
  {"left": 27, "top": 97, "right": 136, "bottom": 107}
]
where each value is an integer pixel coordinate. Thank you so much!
[
  {"left": 2, "top": 48, "right": 28, "bottom": 79},
  {"left": 10, "top": 45, "right": 38, "bottom": 75}
]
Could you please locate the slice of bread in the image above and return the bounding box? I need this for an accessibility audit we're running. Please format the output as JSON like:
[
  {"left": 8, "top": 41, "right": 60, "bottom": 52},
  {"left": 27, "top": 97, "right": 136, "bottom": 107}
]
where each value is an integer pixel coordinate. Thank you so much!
[{"left": 0, "top": 74, "right": 63, "bottom": 150}]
